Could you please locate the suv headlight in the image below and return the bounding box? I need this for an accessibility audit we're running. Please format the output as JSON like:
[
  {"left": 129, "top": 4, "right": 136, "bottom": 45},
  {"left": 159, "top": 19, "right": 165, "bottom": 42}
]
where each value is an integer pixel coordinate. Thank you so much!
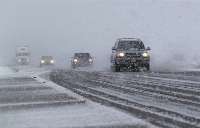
[
  {"left": 89, "top": 58, "right": 93, "bottom": 62},
  {"left": 50, "top": 60, "right": 54, "bottom": 63},
  {"left": 117, "top": 52, "right": 125, "bottom": 57},
  {"left": 41, "top": 60, "right": 45, "bottom": 64},
  {"left": 142, "top": 52, "right": 149, "bottom": 57},
  {"left": 74, "top": 59, "right": 78, "bottom": 62}
]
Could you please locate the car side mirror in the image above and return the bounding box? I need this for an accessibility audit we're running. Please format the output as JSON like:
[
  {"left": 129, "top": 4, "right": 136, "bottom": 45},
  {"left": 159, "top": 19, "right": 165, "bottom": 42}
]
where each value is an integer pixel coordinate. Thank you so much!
[
  {"left": 146, "top": 46, "right": 151, "bottom": 51},
  {"left": 112, "top": 47, "right": 116, "bottom": 50}
]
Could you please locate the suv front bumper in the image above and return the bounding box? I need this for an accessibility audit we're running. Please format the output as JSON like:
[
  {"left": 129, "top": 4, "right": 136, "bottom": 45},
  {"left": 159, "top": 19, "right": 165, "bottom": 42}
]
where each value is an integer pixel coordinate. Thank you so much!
[
  {"left": 72, "top": 62, "right": 93, "bottom": 67},
  {"left": 115, "top": 57, "right": 150, "bottom": 66}
]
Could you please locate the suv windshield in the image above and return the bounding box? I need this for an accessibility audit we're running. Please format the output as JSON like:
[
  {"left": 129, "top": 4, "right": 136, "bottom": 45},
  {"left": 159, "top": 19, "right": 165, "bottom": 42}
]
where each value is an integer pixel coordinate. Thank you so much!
[
  {"left": 41, "top": 56, "right": 53, "bottom": 60},
  {"left": 16, "top": 53, "right": 30, "bottom": 56},
  {"left": 75, "top": 53, "right": 90, "bottom": 58},
  {"left": 117, "top": 41, "right": 145, "bottom": 50}
]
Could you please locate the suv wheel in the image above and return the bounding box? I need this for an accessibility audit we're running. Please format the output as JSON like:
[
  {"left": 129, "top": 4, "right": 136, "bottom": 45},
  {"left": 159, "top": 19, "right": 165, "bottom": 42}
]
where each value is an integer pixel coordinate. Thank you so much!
[
  {"left": 72, "top": 65, "right": 76, "bottom": 69},
  {"left": 145, "top": 64, "right": 150, "bottom": 71},
  {"left": 111, "top": 65, "right": 120, "bottom": 72},
  {"left": 114, "top": 65, "right": 120, "bottom": 72},
  {"left": 134, "top": 67, "right": 140, "bottom": 72}
]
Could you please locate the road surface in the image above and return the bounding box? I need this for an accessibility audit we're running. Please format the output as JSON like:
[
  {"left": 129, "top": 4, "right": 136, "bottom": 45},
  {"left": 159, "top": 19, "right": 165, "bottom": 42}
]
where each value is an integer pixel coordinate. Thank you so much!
[
  {"left": 50, "top": 69, "right": 200, "bottom": 128},
  {"left": 0, "top": 67, "right": 152, "bottom": 128}
]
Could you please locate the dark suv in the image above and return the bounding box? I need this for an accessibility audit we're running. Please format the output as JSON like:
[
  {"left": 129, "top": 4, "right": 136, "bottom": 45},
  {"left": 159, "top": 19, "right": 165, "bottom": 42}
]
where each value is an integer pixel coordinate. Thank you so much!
[
  {"left": 111, "top": 38, "right": 151, "bottom": 72},
  {"left": 71, "top": 53, "right": 93, "bottom": 69},
  {"left": 40, "top": 56, "right": 55, "bottom": 67}
]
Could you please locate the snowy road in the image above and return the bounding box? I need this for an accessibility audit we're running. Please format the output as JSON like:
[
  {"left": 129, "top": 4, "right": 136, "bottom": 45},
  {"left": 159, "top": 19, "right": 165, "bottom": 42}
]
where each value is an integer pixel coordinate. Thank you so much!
[
  {"left": 50, "top": 70, "right": 200, "bottom": 128},
  {"left": 0, "top": 67, "right": 152, "bottom": 128}
]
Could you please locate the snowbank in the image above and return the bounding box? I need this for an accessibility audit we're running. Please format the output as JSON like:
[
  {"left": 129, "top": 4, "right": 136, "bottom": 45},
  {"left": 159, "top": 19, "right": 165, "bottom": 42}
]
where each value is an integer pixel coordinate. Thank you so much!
[{"left": 0, "top": 67, "right": 14, "bottom": 76}]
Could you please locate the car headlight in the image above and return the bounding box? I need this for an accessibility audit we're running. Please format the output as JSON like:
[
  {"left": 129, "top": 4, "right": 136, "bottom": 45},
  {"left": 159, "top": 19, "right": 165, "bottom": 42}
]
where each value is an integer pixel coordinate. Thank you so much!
[
  {"left": 41, "top": 60, "right": 45, "bottom": 64},
  {"left": 117, "top": 52, "right": 125, "bottom": 57},
  {"left": 142, "top": 52, "right": 149, "bottom": 57},
  {"left": 50, "top": 60, "right": 54, "bottom": 63},
  {"left": 74, "top": 59, "right": 78, "bottom": 63},
  {"left": 89, "top": 58, "right": 93, "bottom": 62}
]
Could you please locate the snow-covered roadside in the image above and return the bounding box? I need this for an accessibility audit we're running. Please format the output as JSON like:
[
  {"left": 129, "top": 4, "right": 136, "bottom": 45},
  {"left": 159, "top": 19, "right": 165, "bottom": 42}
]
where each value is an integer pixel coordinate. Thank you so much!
[
  {"left": 0, "top": 103, "right": 154, "bottom": 128},
  {"left": 0, "top": 66, "right": 15, "bottom": 77},
  {"left": 35, "top": 72, "right": 86, "bottom": 104}
]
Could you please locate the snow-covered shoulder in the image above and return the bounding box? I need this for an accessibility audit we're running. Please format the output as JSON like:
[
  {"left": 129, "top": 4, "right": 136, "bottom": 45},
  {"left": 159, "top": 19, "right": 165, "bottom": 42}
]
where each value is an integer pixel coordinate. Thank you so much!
[{"left": 0, "top": 66, "right": 16, "bottom": 77}]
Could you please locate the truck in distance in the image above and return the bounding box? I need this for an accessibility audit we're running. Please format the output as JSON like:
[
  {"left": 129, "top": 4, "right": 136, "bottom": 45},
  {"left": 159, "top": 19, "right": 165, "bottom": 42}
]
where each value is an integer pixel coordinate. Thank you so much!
[{"left": 16, "top": 46, "right": 30, "bottom": 65}]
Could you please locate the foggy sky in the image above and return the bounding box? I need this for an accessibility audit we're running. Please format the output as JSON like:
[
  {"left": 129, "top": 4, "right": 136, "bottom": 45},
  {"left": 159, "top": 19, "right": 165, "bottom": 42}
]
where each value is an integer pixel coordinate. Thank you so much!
[{"left": 0, "top": 0, "right": 200, "bottom": 70}]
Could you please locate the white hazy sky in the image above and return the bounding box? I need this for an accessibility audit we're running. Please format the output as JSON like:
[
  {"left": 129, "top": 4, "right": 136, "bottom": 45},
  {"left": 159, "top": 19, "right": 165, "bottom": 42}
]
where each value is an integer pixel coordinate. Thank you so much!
[{"left": 0, "top": 0, "right": 200, "bottom": 70}]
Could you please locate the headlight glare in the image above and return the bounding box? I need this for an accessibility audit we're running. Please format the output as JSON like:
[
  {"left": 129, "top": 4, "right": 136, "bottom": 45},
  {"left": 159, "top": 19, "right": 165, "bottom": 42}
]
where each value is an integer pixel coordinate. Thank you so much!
[
  {"left": 74, "top": 59, "right": 78, "bottom": 62},
  {"left": 89, "top": 59, "right": 93, "bottom": 62},
  {"left": 50, "top": 60, "right": 54, "bottom": 63},
  {"left": 41, "top": 60, "right": 45, "bottom": 63},
  {"left": 142, "top": 52, "right": 149, "bottom": 57},
  {"left": 118, "top": 52, "right": 125, "bottom": 57}
]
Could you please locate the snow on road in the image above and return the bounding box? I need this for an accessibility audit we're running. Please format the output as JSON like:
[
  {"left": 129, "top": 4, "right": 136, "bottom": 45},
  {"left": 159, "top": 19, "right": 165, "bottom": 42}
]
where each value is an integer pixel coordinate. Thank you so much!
[
  {"left": 0, "top": 103, "right": 151, "bottom": 128},
  {"left": 50, "top": 69, "right": 200, "bottom": 128},
  {"left": 0, "top": 66, "right": 154, "bottom": 128}
]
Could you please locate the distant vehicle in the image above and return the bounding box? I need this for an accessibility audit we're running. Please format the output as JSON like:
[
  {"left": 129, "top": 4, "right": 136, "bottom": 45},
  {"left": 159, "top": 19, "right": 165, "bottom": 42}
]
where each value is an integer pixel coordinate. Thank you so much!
[
  {"left": 111, "top": 38, "right": 151, "bottom": 72},
  {"left": 71, "top": 53, "right": 93, "bottom": 69},
  {"left": 40, "top": 56, "right": 55, "bottom": 67},
  {"left": 16, "top": 46, "right": 30, "bottom": 65}
]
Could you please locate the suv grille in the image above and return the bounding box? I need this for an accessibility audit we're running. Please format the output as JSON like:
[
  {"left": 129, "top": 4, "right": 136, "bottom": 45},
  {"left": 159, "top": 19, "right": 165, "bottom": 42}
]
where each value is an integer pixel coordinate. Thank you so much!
[{"left": 126, "top": 53, "right": 141, "bottom": 58}]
